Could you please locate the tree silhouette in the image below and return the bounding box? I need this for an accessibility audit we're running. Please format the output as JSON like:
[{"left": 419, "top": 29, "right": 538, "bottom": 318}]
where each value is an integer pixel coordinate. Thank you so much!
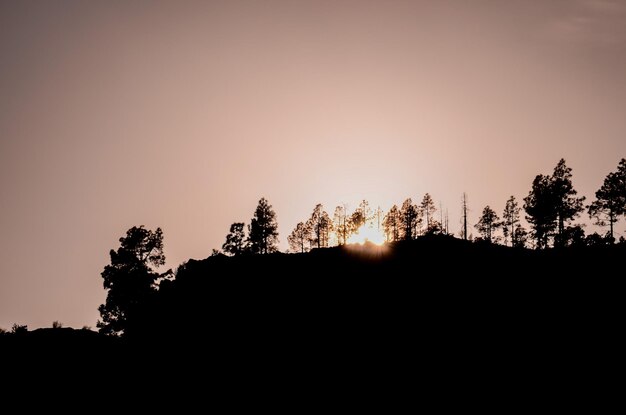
[
  {"left": 461, "top": 193, "right": 469, "bottom": 241},
  {"left": 358, "top": 200, "right": 372, "bottom": 224},
  {"left": 502, "top": 196, "right": 521, "bottom": 247},
  {"left": 306, "top": 204, "right": 332, "bottom": 248},
  {"left": 563, "top": 224, "right": 586, "bottom": 247},
  {"left": 248, "top": 198, "right": 279, "bottom": 254},
  {"left": 524, "top": 174, "right": 557, "bottom": 249},
  {"left": 11, "top": 324, "right": 28, "bottom": 334},
  {"left": 383, "top": 204, "right": 400, "bottom": 242},
  {"left": 551, "top": 159, "right": 585, "bottom": 247},
  {"left": 333, "top": 205, "right": 349, "bottom": 245},
  {"left": 420, "top": 193, "right": 438, "bottom": 234},
  {"left": 399, "top": 198, "right": 419, "bottom": 240},
  {"left": 348, "top": 200, "right": 370, "bottom": 237},
  {"left": 475, "top": 205, "right": 501, "bottom": 243},
  {"left": 222, "top": 222, "right": 247, "bottom": 256},
  {"left": 288, "top": 222, "right": 310, "bottom": 253},
  {"left": 588, "top": 159, "right": 626, "bottom": 242},
  {"left": 512, "top": 224, "right": 528, "bottom": 248},
  {"left": 98, "top": 226, "right": 169, "bottom": 336},
  {"left": 319, "top": 211, "right": 332, "bottom": 247},
  {"left": 349, "top": 206, "right": 366, "bottom": 237},
  {"left": 523, "top": 160, "right": 584, "bottom": 248},
  {"left": 374, "top": 206, "right": 384, "bottom": 234}
]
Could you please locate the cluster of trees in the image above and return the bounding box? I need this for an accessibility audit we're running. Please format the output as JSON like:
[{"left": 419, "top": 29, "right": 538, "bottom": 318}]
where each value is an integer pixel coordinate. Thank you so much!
[
  {"left": 287, "top": 203, "right": 335, "bottom": 252},
  {"left": 288, "top": 200, "right": 371, "bottom": 253},
  {"left": 221, "top": 197, "right": 279, "bottom": 255},
  {"left": 284, "top": 194, "right": 450, "bottom": 253},
  {"left": 473, "top": 158, "right": 626, "bottom": 248},
  {"left": 219, "top": 158, "right": 625, "bottom": 254},
  {"left": 381, "top": 193, "right": 448, "bottom": 243},
  {"left": 474, "top": 198, "right": 528, "bottom": 247},
  {"left": 93, "top": 157, "right": 624, "bottom": 336}
]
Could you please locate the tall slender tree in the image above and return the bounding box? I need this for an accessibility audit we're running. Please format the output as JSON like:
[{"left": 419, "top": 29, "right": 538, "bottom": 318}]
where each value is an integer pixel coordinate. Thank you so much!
[
  {"left": 475, "top": 206, "right": 501, "bottom": 243},
  {"left": 333, "top": 205, "right": 348, "bottom": 245},
  {"left": 383, "top": 204, "right": 400, "bottom": 242},
  {"left": 248, "top": 197, "right": 279, "bottom": 254},
  {"left": 420, "top": 193, "right": 437, "bottom": 233},
  {"left": 399, "top": 198, "right": 419, "bottom": 240},
  {"left": 319, "top": 211, "right": 332, "bottom": 247},
  {"left": 307, "top": 204, "right": 332, "bottom": 248},
  {"left": 374, "top": 206, "right": 384, "bottom": 232},
  {"left": 502, "top": 196, "right": 521, "bottom": 247},
  {"left": 551, "top": 159, "right": 585, "bottom": 247},
  {"left": 461, "top": 193, "right": 469, "bottom": 241}
]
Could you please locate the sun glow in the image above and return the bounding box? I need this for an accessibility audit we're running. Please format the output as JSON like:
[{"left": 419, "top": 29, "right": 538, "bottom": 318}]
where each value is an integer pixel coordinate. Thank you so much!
[{"left": 348, "top": 225, "right": 386, "bottom": 245}]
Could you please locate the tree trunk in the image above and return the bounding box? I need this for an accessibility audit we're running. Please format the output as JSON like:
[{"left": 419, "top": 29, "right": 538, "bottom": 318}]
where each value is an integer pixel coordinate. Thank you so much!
[{"left": 558, "top": 212, "right": 564, "bottom": 247}]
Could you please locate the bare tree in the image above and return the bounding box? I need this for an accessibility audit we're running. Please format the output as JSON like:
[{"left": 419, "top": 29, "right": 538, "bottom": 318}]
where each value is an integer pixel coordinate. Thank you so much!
[{"left": 461, "top": 193, "right": 469, "bottom": 241}]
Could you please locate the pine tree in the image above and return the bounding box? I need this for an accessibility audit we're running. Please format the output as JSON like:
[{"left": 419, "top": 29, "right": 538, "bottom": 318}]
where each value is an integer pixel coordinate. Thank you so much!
[
  {"left": 222, "top": 222, "right": 247, "bottom": 255},
  {"left": 248, "top": 197, "right": 279, "bottom": 254},
  {"left": 306, "top": 204, "right": 332, "bottom": 248},
  {"left": 588, "top": 159, "right": 626, "bottom": 242},
  {"left": 502, "top": 196, "right": 521, "bottom": 247},
  {"left": 475, "top": 206, "right": 501, "bottom": 243},
  {"left": 420, "top": 193, "right": 437, "bottom": 234},
  {"left": 98, "top": 226, "right": 169, "bottom": 335},
  {"left": 399, "top": 198, "right": 419, "bottom": 240},
  {"left": 551, "top": 159, "right": 585, "bottom": 247},
  {"left": 383, "top": 204, "right": 400, "bottom": 242},
  {"left": 288, "top": 222, "right": 310, "bottom": 253}
]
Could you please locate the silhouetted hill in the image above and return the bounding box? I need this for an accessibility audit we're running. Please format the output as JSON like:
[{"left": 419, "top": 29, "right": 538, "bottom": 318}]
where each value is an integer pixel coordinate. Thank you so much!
[
  {"left": 128, "top": 235, "right": 623, "bottom": 358},
  {"left": 3, "top": 236, "right": 622, "bottom": 366}
]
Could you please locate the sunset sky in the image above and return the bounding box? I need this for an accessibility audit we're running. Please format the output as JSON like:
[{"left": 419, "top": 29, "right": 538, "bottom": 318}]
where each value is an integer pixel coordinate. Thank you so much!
[{"left": 1, "top": 0, "right": 626, "bottom": 329}]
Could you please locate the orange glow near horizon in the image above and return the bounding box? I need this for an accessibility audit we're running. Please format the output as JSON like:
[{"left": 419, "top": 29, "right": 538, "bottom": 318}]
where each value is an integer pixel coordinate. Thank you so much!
[{"left": 348, "top": 224, "right": 386, "bottom": 246}]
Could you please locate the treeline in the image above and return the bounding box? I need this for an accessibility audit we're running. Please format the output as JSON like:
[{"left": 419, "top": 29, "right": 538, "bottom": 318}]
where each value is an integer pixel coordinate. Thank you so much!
[
  {"left": 218, "top": 157, "right": 626, "bottom": 254},
  {"left": 286, "top": 194, "right": 448, "bottom": 253},
  {"left": 91, "top": 157, "right": 624, "bottom": 336}
]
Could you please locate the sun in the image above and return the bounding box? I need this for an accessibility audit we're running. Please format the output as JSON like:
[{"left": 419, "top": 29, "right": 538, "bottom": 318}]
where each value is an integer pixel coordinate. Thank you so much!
[{"left": 348, "top": 225, "right": 386, "bottom": 245}]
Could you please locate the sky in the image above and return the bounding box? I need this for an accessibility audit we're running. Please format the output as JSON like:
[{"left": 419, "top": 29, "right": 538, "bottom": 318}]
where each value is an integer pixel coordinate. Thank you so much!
[{"left": 1, "top": 0, "right": 626, "bottom": 329}]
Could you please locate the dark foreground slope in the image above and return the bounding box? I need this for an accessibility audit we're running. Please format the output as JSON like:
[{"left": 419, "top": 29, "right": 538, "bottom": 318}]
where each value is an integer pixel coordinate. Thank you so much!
[
  {"left": 133, "top": 235, "right": 622, "bottom": 353},
  {"left": 3, "top": 236, "right": 622, "bottom": 366}
]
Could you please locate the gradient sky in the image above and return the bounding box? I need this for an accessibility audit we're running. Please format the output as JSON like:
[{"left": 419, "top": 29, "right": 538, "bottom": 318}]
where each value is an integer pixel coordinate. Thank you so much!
[{"left": 1, "top": 0, "right": 626, "bottom": 329}]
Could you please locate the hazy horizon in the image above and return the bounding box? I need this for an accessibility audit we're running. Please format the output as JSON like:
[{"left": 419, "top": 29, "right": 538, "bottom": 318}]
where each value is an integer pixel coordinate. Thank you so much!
[{"left": 2, "top": 0, "right": 626, "bottom": 329}]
